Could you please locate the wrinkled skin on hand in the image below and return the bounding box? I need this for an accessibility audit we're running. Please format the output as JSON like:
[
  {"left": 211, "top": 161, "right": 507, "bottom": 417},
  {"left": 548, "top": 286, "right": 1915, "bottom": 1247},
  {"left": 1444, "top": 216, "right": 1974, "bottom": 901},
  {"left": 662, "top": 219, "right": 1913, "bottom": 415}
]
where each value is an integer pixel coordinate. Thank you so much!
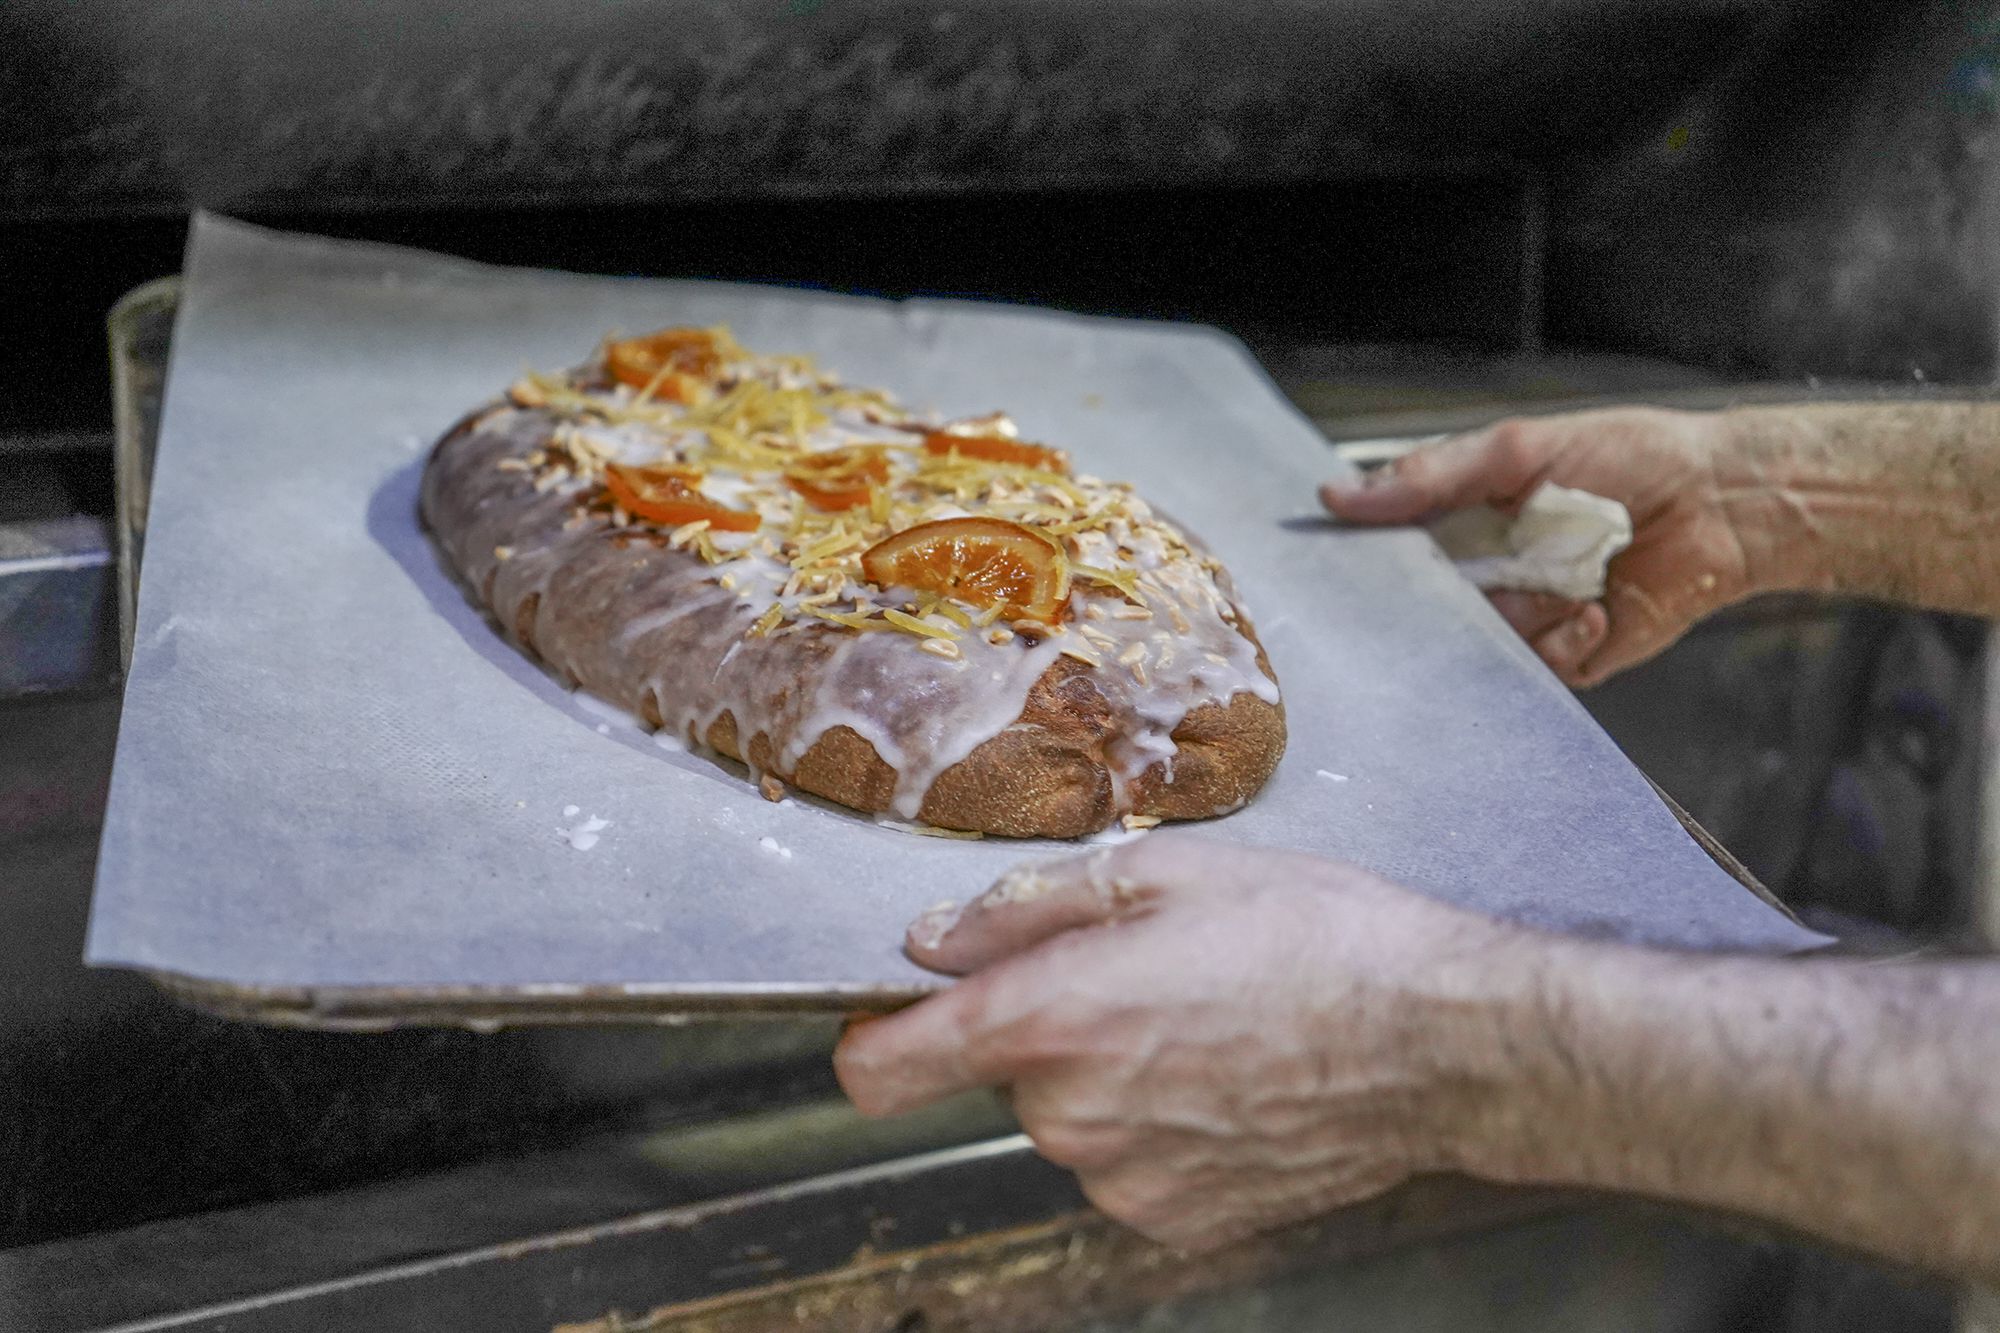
[
  {"left": 835, "top": 834, "right": 1521, "bottom": 1253},
  {"left": 1319, "top": 409, "right": 1765, "bottom": 688}
]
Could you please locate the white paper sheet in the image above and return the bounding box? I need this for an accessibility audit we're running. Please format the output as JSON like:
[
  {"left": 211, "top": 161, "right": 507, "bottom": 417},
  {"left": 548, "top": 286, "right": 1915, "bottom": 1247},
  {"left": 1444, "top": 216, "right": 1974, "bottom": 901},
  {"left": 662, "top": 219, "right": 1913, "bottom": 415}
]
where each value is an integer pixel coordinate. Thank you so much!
[{"left": 87, "top": 216, "right": 1824, "bottom": 1009}]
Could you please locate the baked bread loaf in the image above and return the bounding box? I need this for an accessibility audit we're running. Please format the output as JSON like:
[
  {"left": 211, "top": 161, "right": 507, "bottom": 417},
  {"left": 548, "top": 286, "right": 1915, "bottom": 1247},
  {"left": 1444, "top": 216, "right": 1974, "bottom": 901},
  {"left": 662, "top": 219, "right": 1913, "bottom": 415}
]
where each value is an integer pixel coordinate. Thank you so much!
[{"left": 420, "top": 326, "right": 1284, "bottom": 837}]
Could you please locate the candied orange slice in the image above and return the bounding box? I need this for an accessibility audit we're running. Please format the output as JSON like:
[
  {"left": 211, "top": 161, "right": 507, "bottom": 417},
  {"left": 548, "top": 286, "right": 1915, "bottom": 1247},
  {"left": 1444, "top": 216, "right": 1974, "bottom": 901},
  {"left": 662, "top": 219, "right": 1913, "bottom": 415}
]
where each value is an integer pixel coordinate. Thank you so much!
[
  {"left": 605, "top": 328, "right": 722, "bottom": 402},
  {"left": 921, "top": 431, "right": 1068, "bottom": 473},
  {"left": 604, "top": 462, "right": 760, "bottom": 533},
  {"left": 861, "top": 517, "right": 1071, "bottom": 623},
  {"left": 785, "top": 445, "right": 891, "bottom": 511}
]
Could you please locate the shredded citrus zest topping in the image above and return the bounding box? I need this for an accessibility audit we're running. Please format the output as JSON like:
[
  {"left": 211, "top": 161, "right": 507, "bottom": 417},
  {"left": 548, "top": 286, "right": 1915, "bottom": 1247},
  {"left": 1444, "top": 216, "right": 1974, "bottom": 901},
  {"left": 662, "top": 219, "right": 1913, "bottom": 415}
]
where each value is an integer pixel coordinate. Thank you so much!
[
  {"left": 917, "top": 595, "right": 973, "bottom": 628},
  {"left": 1071, "top": 563, "right": 1146, "bottom": 604},
  {"left": 805, "top": 606, "right": 896, "bottom": 632},
  {"left": 498, "top": 326, "right": 1231, "bottom": 651},
  {"left": 883, "top": 608, "right": 959, "bottom": 640}
]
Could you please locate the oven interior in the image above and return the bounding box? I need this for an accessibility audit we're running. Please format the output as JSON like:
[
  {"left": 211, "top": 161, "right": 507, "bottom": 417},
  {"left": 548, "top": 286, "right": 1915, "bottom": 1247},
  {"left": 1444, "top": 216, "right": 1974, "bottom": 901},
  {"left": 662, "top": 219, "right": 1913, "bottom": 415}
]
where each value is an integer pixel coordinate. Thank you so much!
[{"left": 1, "top": 2, "right": 1994, "bottom": 1328}]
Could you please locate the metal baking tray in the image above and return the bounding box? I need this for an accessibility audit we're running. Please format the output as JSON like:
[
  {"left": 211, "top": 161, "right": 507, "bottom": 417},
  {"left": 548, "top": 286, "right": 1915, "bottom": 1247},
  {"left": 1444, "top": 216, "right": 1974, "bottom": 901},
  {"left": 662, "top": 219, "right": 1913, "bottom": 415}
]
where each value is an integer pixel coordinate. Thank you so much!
[{"left": 93, "top": 220, "right": 1816, "bottom": 1028}]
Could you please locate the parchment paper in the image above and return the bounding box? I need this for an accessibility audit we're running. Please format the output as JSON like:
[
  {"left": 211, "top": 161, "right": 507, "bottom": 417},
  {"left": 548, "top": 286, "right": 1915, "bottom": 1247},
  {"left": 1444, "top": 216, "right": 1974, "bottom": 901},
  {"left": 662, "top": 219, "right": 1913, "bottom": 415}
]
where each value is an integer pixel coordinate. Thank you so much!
[{"left": 87, "top": 215, "right": 1825, "bottom": 1010}]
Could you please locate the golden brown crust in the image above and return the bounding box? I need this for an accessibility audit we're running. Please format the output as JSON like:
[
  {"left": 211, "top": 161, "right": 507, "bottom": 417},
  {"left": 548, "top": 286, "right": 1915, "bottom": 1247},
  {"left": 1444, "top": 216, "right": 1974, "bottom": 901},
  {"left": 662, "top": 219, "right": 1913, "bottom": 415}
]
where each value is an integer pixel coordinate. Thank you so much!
[
  {"left": 648, "top": 644, "right": 1284, "bottom": 839},
  {"left": 422, "top": 404, "right": 1286, "bottom": 838},
  {"left": 924, "top": 655, "right": 1286, "bottom": 837}
]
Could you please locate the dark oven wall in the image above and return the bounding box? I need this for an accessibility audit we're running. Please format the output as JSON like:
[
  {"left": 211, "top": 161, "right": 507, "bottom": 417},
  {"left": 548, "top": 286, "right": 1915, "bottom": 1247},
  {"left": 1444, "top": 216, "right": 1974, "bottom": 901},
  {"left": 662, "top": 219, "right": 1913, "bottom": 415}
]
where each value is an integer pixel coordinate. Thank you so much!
[
  {"left": 3, "top": 180, "right": 1540, "bottom": 439},
  {"left": 0, "top": 0, "right": 1791, "bottom": 439},
  {"left": 4, "top": 0, "right": 1768, "bottom": 216}
]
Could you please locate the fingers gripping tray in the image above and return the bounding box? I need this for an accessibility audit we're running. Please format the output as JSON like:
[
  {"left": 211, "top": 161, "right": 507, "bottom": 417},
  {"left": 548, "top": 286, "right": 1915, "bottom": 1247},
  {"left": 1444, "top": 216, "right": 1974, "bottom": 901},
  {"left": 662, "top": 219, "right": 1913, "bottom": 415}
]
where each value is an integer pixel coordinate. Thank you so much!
[{"left": 86, "top": 217, "right": 1825, "bottom": 1028}]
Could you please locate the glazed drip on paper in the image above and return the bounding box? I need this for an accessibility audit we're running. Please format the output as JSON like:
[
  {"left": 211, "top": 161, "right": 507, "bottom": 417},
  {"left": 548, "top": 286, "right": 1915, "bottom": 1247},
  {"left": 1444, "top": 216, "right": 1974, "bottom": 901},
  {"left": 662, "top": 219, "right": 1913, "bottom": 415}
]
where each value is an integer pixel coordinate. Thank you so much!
[{"left": 435, "top": 329, "right": 1279, "bottom": 827}]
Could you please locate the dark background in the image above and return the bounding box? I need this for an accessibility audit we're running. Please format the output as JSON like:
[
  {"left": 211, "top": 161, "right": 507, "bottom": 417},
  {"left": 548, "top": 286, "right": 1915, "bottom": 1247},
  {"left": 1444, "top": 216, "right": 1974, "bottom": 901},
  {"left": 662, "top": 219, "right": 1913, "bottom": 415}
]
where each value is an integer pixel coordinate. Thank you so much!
[{"left": 0, "top": 3, "right": 1991, "bottom": 1327}]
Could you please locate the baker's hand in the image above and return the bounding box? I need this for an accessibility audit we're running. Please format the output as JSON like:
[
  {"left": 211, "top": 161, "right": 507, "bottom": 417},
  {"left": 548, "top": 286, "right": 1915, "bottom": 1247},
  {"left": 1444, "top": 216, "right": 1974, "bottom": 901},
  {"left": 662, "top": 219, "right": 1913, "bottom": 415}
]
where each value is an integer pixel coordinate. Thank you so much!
[
  {"left": 834, "top": 834, "right": 1524, "bottom": 1253},
  {"left": 1320, "top": 409, "right": 1764, "bottom": 687}
]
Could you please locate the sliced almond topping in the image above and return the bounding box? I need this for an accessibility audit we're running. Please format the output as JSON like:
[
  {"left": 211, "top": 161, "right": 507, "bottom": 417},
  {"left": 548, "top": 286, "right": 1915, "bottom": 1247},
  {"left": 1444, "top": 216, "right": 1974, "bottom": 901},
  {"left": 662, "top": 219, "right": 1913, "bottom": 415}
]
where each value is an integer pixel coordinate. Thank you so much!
[
  {"left": 501, "top": 333, "right": 1246, "bottom": 692},
  {"left": 493, "top": 545, "right": 515, "bottom": 561},
  {"left": 918, "top": 637, "right": 963, "bottom": 660},
  {"left": 797, "top": 528, "right": 861, "bottom": 566},
  {"left": 1122, "top": 813, "right": 1163, "bottom": 831},
  {"left": 668, "top": 518, "right": 712, "bottom": 548}
]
